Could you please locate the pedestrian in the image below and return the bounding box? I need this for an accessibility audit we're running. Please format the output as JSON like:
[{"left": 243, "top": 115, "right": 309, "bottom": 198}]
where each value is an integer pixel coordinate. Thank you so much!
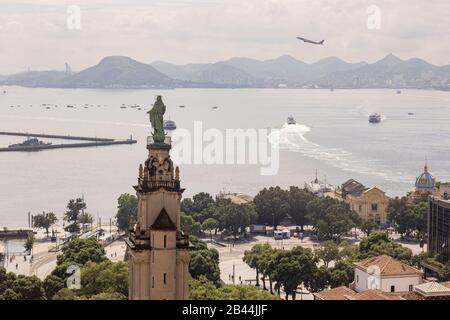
[{"left": 15, "top": 263, "right": 18, "bottom": 270}]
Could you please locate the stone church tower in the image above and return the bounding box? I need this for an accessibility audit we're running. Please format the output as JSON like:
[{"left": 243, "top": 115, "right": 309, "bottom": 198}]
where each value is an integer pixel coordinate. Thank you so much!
[{"left": 126, "top": 97, "right": 190, "bottom": 300}]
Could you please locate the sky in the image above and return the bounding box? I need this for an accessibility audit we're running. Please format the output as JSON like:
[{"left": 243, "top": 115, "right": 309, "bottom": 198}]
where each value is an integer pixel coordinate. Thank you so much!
[{"left": 0, "top": 0, "right": 450, "bottom": 73}]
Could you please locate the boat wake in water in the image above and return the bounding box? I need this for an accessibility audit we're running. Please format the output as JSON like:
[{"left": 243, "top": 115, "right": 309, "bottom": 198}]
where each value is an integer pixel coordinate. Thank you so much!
[{"left": 268, "top": 123, "right": 411, "bottom": 184}]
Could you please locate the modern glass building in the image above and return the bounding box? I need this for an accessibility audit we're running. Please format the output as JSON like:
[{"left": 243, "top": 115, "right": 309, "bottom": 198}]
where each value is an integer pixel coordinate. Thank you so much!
[{"left": 428, "top": 196, "right": 450, "bottom": 263}]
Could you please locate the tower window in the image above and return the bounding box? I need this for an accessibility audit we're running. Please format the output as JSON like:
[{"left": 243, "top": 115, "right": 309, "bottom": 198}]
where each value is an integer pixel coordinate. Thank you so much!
[
  {"left": 163, "top": 273, "right": 167, "bottom": 286},
  {"left": 152, "top": 277, "right": 154, "bottom": 288},
  {"left": 391, "top": 285, "right": 395, "bottom": 292},
  {"left": 164, "top": 235, "right": 167, "bottom": 248}
]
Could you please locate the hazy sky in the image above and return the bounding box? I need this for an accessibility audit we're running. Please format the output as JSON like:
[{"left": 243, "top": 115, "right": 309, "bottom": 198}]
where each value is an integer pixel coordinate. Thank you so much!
[{"left": 1, "top": 0, "right": 450, "bottom": 73}]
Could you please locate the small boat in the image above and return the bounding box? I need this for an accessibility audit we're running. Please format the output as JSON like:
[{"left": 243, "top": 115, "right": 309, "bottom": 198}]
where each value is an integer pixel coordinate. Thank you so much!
[
  {"left": 66, "top": 105, "right": 75, "bottom": 108},
  {"left": 408, "top": 112, "right": 414, "bottom": 116},
  {"left": 163, "top": 120, "right": 177, "bottom": 130},
  {"left": 120, "top": 106, "right": 127, "bottom": 109},
  {"left": 286, "top": 116, "right": 296, "bottom": 125},
  {"left": 179, "top": 105, "right": 185, "bottom": 108},
  {"left": 212, "top": 106, "right": 218, "bottom": 110},
  {"left": 397, "top": 90, "right": 402, "bottom": 94},
  {"left": 46, "top": 106, "right": 51, "bottom": 109},
  {"left": 369, "top": 113, "right": 381, "bottom": 123},
  {"left": 137, "top": 108, "right": 142, "bottom": 110}
]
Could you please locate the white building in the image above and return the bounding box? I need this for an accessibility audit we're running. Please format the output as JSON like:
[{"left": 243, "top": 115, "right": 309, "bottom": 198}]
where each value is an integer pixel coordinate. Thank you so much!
[{"left": 352, "top": 255, "right": 423, "bottom": 293}]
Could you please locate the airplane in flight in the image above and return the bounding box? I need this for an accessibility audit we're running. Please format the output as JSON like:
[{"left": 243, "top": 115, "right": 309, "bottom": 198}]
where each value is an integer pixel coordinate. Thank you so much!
[{"left": 296, "top": 37, "right": 324, "bottom": 45}]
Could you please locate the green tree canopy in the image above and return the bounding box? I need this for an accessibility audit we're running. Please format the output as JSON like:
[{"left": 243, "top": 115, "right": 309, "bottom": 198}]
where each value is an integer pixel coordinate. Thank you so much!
[
  {"left": 63, "top": 198, "right": 87, "bottom": 234},
  {"left": 33, "top": 212, "right": 58, "bottom": 236},
  {"left": 254, "top": 186, "right": 290, "bottom": 228},
  {"left": 307, "top": 197, "right": 360, "bottom": 242},
  {"left": 287, "top": 186, "right": 314, "bottom": 231},
  {"left": 56, "top": 238, "right": 106, "bottom": 266},
  {"left": 115, "top": 193, "right": 138, "bottom": 232}
]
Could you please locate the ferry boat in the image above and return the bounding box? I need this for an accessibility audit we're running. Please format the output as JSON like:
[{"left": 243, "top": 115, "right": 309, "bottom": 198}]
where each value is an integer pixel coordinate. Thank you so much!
[
  {"left": 163, "top": 120, "right": 177, "bottom": 130},
  {"left": 286, "top": 116, "right": 296, "bottom": 125},
  {"left": 305, "top": 171, "right": 334, "bottom": 197},
  {"left": 8, "top": 137, "right": 52, "bottom": 149},
  {"left": 369, "top": 113, "right": 381, "bottom": 123}
]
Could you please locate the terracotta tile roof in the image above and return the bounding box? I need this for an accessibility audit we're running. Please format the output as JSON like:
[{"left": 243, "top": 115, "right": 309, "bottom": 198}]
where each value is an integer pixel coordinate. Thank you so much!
[
  {"left": 314, "top": 286, "right": 356, "bottom": 300},
  {"left": 347, "top": 290, "right": 404, "bottom": 300},
  {"left": 354, "top": 255, "right": 422, "bottom": 276}
]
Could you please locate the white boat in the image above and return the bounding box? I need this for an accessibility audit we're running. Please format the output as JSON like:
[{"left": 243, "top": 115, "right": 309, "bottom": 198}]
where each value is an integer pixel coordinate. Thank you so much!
[
  {"left": 286, "top": 116, "right": 296, "bottom": 125},
  {"left": 305, "top": 170, "right": 334, "bottom": 197},
  {"left": 369, "top": 113, "right": 381, "bottom": 123},
  {"left": 163, "top": 120, "right": 176, "bottom": 130}
]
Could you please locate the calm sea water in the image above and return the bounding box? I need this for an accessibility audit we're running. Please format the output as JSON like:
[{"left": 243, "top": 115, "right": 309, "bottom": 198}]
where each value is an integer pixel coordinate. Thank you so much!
[{"left": 1, "top": 86, "right": 450, "bottom": 228}]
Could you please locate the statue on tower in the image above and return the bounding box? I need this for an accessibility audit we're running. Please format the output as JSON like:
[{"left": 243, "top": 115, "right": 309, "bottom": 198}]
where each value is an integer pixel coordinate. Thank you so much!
[{"left": 147, "top": 95, "right": 166, "bottom": 143}]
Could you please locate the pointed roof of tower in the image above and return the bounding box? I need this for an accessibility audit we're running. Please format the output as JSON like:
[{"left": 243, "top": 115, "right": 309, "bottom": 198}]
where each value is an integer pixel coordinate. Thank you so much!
[{"left": 151, "top": 208, "right": 177, "bottom": 230}]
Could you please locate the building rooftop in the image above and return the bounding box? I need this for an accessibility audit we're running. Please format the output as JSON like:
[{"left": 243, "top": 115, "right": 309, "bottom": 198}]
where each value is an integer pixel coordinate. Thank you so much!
[
  {"left": 414, "top": 282, "right": 450, "bottom": 297},
  {"left": 354, "top": 255, "right": 423, "bottom": 276},
  {"left": 314, "top": 286, "right": 356, "bottom": 300},
  {"left": 415, "top": 164, "right": 436, "bottom": 190},
  {"left": 341, "top": 179, "right": 368, "bottom": 197},
  {"left": 347, "top": 290, "right": 403, "bottom": 300}
]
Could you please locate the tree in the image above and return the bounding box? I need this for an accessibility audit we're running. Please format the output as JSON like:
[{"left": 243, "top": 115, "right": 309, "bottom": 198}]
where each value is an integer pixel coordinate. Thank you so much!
[
  {"left": 64, "top": 198, "right": 87, "bottom": 234},
  {"left": 181, "top": 193, "right": 215, "bottom": 218},
  {"left": 24, "top": 233, "right": 35, "bottom": 253},
  {"left": 357, "top": 231, "right": 413, "bottom": 262},
  {"left": 56, "top": 238, "right": 106, "bottom": 266},
  {"left": 307, "top": 197, "right": 360, "bottom": 242},
  {"left": 115, "top": 193, "right": 138, "bottom": 232},
  {"left": 201, "top": 218, "right": 219, "bottom": 240},
  {"left": 180, "top": 213, "right": 202, "bottom": 236},
  {"left": 189, "top": 249, "right": 221, "bottom": 285},
  {"left": 243, "top": 243, "right": 267, "bottom": 287},
  {"left": 287, "top": 186, "right": 314, "bottom": 231},
  {"left": 89, "top": 292, "right": 126, "bottom": 300},
  {"left": 220, "top": 203, "right": 255, "bottom": 239},
  {"left": 360, "top": 219, "right": 379, "bottom": 236},
  {"left": 270, "top": 246, "right": 318, "bottom": 300},
  {"left": 254, "top": 186, "right": 290, "bottom": 228},
  {"left": 43, "top": 275, "right": 65, "bottom": 300},
  {"left": 78, "top": 212, "right": 94, "bottom": 225},
  {"left": 80, "top": 261, "right": 128, "bottom": 297},
  {"left": 33, "top": 212, "right": 58, "bottom": 237},
  {"left": 387, "top": 197, "right": 427, "bottom": 238},
  {"left": 189, "top": 276, "right": 278, "bottom": 300},
  {"left": 315, "top": 240, "right": 339, "bottom": 267},
  {"left": 52, "top": 288, "right": 79, "bottom": 300},
  {"left": 11, "top": 275, "right": 45, "bottom": 300}
]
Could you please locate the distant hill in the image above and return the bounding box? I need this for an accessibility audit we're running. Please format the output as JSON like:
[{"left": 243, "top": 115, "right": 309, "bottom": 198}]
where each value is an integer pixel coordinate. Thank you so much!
[
  {"left": 312, "top": 54, "right": 450, "bottom": 89},
  {"left": 152, "top": 61, "right": 259, "bottom": 87},
  {"left": 67, "top": 56, "right": 174, "bottom": 88},
  {"left": 2, "top": 54, "right": 450, "bottom": 90}
]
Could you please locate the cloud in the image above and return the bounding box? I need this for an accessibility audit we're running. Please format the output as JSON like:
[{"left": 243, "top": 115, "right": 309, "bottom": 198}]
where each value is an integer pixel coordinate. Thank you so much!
[{"left": 0, "top": 0, "right": 449, "bottom": 73}]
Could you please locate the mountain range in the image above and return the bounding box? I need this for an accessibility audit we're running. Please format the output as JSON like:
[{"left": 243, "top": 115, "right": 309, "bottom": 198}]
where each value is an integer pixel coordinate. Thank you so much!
[{"left": 1, "top": 54, "right": 449, "bottom": 90}]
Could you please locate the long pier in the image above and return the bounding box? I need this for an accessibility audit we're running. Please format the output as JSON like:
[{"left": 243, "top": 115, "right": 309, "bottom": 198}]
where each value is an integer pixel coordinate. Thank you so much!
[{"left": 0, "top": 131, "right": 137, "bottom": 152}]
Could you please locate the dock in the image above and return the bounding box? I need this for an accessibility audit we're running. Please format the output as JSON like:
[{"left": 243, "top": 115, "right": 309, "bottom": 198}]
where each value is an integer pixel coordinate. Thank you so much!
[{"left": 0, "top": 131, "right": 137, "bottom": 152}]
